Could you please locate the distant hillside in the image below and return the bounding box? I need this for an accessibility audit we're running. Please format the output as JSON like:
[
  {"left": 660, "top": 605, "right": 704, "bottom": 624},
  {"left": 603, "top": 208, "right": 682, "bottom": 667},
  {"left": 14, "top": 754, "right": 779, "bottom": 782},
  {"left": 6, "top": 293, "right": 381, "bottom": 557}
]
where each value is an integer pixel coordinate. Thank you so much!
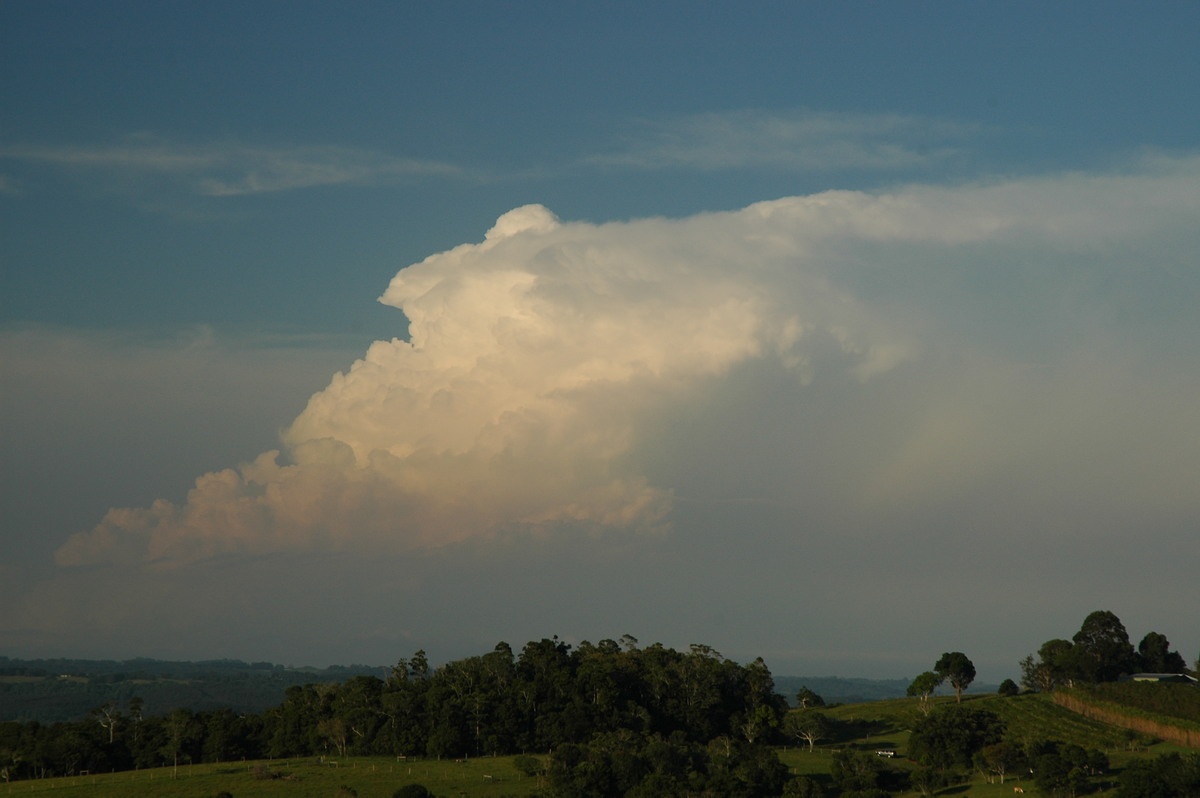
[
  {"left": 1, "top": 656, "right": 1006, "bottom": 722},
  {"left": 774, "top": 675, "right": 999, "bottom": 705},
  {"left": 774, "top": 675, "right": 911, "bottom": 704},
  {"left": 0, "top": 656, "right": 382, "bottom": 723}
]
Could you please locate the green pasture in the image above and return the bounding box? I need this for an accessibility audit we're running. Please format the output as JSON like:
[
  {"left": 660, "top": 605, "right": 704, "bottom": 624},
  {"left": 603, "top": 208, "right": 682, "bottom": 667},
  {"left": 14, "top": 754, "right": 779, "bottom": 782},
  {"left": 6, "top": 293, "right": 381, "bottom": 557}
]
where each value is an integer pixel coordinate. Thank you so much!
[{"left": 2, "top": 755, "right": 544, "bottom": 798}]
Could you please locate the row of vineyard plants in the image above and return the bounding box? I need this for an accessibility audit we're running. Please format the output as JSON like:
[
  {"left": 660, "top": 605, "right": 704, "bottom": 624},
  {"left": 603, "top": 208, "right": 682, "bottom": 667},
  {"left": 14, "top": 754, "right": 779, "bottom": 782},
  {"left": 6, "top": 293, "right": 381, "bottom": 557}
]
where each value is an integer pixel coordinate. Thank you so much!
[
  {"left": 1055, "top": 688, "right": 1200, "bottom": 749},
  {"left": 1073, "top": 682, "right": 1200, "bottom": 726}
]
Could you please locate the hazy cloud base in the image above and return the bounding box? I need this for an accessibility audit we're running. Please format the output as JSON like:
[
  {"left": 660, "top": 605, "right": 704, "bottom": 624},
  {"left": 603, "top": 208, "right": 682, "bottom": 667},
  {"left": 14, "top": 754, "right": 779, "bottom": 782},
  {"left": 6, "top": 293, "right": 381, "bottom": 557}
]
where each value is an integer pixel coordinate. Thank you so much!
[{"left": 12, "top": 155, "right": 1200, "bottom": 675}]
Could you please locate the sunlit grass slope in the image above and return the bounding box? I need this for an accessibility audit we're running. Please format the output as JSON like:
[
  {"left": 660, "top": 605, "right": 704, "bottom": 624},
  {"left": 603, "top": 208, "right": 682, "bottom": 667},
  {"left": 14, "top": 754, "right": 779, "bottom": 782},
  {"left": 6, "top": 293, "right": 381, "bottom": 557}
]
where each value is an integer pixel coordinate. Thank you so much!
[{"left": 7, "top": 754, "right": 543, "bottom": 798}]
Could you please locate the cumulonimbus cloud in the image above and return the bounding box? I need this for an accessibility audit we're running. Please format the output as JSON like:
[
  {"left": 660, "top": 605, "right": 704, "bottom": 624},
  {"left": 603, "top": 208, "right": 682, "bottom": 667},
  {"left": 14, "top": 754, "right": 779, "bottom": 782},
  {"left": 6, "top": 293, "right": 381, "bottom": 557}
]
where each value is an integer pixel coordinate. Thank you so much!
[{"left": 55, "top": 154, "right": 1200, "bottom": 566}]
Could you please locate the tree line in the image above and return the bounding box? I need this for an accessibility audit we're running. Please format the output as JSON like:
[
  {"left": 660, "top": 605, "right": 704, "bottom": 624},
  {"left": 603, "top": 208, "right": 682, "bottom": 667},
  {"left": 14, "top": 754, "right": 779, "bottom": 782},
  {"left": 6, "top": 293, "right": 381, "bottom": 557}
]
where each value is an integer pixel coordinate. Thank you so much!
[
  {"left": 2, "top": 612, "right": 1196, "bottom": 797},
  {"left": 1, "top": 637, "right": 788, "bottom": 786},
  {"left": 1019, "top": 610, "right": 1192, "bottom": 692}
]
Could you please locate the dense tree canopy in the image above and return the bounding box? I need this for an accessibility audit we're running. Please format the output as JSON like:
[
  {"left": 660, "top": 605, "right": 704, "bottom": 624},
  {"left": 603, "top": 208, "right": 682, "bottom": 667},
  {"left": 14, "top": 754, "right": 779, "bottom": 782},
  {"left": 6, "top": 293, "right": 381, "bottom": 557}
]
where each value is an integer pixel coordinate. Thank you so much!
[
  {"left": 1118, "top": 753, "right": 1200, "bottom": 798},
  {"left": 908, "top": 705, "right": 1004, "bottom": 770},
  {"left": 1023, "top": 611, "right": 1176, "bottom": 690},
  {"left": 1072, "top": 611, "right": 1138, "bottom": 683},
  {"left": 1136, "top": 632, "right": 1187, "bottom": 675},
  {"left": 0, "top": 637, "right": 787, "bottom": 782},
  {"left": 933, "top": 652, "right": 975, "bottom": 704}
]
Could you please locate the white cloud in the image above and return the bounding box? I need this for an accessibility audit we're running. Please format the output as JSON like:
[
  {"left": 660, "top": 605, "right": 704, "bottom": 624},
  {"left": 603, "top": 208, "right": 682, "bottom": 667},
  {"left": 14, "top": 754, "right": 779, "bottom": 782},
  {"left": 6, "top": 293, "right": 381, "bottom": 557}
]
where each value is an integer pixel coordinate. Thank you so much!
[
  {"left": 589, "top": 110, "right": 975, "bottom": 171},
  {"left": 0, "top": 136, "right": 462, "bottom": 196},
  {"left": 0, "top": 325, "right": 364, "bottom": 562},
  {"left": 51, "top": 156, "right": 1200, "bottom": 584}
]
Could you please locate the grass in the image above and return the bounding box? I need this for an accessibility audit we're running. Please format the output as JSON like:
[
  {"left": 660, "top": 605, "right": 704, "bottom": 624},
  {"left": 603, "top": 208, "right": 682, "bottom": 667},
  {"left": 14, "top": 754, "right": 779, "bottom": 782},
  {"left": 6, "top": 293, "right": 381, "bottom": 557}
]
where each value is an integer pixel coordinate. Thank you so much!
[{"left": 2, "top": 755, "right": 545, "bottom": 798}]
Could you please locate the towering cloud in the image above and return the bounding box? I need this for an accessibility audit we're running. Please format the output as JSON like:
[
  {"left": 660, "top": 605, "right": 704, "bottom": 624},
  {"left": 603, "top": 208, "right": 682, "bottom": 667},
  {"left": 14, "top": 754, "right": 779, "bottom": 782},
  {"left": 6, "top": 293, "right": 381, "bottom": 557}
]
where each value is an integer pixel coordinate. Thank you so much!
[{"left": 56, "top": 156, "right": 1200, "bottom": 569}]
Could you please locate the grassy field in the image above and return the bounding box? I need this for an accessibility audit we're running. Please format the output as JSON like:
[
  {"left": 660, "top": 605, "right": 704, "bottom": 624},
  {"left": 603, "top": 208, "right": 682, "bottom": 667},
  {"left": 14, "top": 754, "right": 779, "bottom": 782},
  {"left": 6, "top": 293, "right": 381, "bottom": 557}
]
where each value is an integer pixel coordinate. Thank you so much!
[{"left": 1, "top": 755, "right": 545, "bottom": 798}]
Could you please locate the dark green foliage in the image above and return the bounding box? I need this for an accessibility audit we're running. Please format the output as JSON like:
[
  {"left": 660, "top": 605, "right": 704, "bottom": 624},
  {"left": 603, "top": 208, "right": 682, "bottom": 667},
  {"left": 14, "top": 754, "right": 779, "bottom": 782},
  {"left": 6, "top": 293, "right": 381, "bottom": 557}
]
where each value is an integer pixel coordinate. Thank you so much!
[
  {"left": 830, "top": 748, "right": 908, "bottom": 796},
  {"left": 1034, "top": 751, "right": 1090, "bottom": 797},
  {"left": 831, "top": 748, "right": 882, "bottom": 793},
  {"left": 1072, "top": 610, "right": 1138, "bottom": 683},
  {"left": 1117, "top": 753, "right": 1200, "bottom": 798},
  {"left": 1020, "top": 741, "right": 1109, "bottom": 798},
  {"left": 550, "top": 732, "right": 786, "bottom": 798},
  {"left": 796, "top": 686, "right": 825, "bottom": 708},
  {"left": 1137, "top": 633, "right": 1188, "bottom": 675},
  {"left": 907, "top": 671, "right": 942, "bottom": 714},
  {"left": 908, "top": 705, "right": 1004, "bottom": 769},
  {"left": 392, "top": 785, "right": 433, "bottom": 798},
  {"left": 998, "top": 678, "right": 1020, "bottom": 697},
  {"left": 934, "top": 652, "right": 976, "bottom": 703},
  {"left": 0, "top": 637, "right": 789, "bottom": 782},
  {"left": 974, "top": 741, "right": 1025, "bottom": 784},
  {"left": 782, "top": 774, "right": 826, "bottom": 798},
  {"left": 1032, "top": 639, "right": 1078, "bottom": 691},
  {"left": 1027, "top": 611, "right": 1177, "bottom": 690},
  {"left": 909, "top": 765, "right": 946, "bottom": 798}
]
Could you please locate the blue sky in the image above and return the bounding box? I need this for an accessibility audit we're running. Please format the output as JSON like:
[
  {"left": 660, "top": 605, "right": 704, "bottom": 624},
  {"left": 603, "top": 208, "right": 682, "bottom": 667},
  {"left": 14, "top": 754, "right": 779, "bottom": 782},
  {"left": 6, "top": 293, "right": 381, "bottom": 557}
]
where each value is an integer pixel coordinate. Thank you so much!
[{"left": 2, "top": 2, "right": 1198, "bottom": 680}]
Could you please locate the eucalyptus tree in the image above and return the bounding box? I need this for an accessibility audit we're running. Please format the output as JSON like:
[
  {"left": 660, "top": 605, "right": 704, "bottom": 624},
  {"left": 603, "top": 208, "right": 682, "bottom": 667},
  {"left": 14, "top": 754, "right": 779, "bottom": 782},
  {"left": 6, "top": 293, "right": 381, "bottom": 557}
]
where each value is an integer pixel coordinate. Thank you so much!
[
  {"left": 1136, "top": 631, "right": 1187, "bottom": 674},
  {"left": 908, "top": 671, "right": 942, "bottom": 714},
  {"left": 1072, "top": 610, "right": 1137, "bottom": 682},
  {"left": 934, "top": 652, "right": 975, "bottom": 703}
]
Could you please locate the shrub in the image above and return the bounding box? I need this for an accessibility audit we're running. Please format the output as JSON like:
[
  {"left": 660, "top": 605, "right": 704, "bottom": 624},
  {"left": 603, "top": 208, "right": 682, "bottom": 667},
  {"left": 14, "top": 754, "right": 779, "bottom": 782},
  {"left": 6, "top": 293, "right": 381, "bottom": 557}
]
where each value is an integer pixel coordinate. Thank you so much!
[
  {"left": 393, "top": 785, "right": 433, "bottom": 798},
  {"left": 252, "top": 764, "right": 278, "bottom": 780}
]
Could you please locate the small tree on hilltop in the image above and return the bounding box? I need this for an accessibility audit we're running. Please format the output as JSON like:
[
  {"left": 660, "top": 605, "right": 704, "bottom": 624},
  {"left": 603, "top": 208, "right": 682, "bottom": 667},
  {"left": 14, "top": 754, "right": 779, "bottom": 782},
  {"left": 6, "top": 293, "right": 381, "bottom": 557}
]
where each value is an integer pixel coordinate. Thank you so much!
[
  {"left": 908, "top": 671, "right": 942, "bottom": 715},
  {"left": 1137, "top": 631, "right": 1187, "bottom": 674},
  {"left": 796, "top": 686, "right": 825, "bottom": 709},
  {"left": 934, "top": 652, "right": 976, "bottom": 704},
  {"left": 1072, "top": 610, "right": 1137, "bottom": 682}
]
